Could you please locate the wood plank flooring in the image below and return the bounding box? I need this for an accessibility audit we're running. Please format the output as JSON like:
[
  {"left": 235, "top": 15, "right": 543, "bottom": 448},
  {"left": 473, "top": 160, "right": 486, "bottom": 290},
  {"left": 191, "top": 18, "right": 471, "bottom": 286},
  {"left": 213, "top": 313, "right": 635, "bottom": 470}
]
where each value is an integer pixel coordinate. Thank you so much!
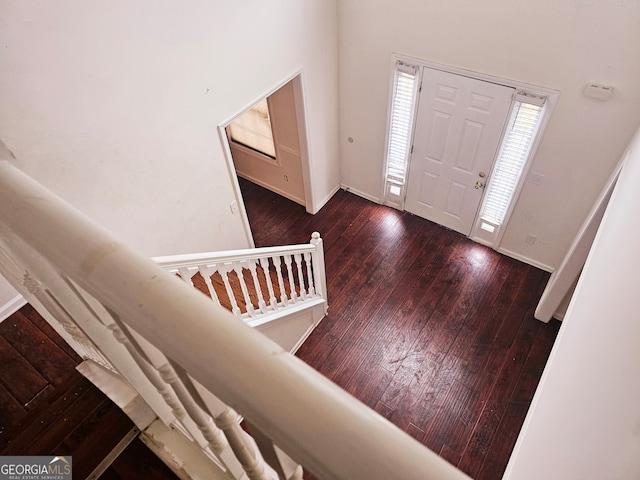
[
  {"left": 0, "top": 178, "right": 561, "bottom": 479},
  {"left": 0, "top": 305, "right": 178, "bottom": 479},
  {"left": 239, "top": 177, "right": 561, "bottom": 480},
  {"left": 0, "top": 304, "right": 82, "bottom": 431}
]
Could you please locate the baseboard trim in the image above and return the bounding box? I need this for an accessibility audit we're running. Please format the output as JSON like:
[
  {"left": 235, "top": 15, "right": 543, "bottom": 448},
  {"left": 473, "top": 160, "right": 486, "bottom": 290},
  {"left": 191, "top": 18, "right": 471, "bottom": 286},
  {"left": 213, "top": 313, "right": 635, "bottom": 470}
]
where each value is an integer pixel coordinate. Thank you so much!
[
  {"left": 497, "top": 247, "right": 554, "bottom": 273},
  {"left": 0, "top": 294, "right": 27, "bottom": 323},
  {"left": 236, "top": 173, "right": 306, "bottom": 207},
  {"left": 340, "top": 184, "right": 381, "bottom": 204},
  {"left": 335, "top": 187, "right": 556, "bottom": 275},
  {"left": 310, "top": 184, "right": 341, "bottom": 214}
]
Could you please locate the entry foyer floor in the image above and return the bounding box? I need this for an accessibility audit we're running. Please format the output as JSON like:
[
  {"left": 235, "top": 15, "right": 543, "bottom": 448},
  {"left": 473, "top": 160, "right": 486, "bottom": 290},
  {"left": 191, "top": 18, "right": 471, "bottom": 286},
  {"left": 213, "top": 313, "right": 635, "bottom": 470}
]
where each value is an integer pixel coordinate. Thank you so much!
[{"left": 239, "top": 177, "right": 561, "bottom": 480}]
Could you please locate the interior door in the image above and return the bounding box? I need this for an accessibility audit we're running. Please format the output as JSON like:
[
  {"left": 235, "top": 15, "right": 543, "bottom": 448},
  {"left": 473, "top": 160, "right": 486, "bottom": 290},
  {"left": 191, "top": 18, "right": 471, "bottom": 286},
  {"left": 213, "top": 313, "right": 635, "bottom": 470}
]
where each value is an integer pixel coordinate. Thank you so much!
[{"left": 405, "top": 68, "right": 515, "bottom": 235}]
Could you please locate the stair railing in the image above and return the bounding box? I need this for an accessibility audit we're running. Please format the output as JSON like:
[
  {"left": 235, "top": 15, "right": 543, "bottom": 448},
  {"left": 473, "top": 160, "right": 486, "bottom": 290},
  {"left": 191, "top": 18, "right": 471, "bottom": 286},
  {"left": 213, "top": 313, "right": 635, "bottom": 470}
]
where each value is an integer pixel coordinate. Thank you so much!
[
  {"left": 0, "top": 160, "right": 470, "bottom": 480},
  {"left": 153, "top": 234, "right": 328, "bottom": 328}
]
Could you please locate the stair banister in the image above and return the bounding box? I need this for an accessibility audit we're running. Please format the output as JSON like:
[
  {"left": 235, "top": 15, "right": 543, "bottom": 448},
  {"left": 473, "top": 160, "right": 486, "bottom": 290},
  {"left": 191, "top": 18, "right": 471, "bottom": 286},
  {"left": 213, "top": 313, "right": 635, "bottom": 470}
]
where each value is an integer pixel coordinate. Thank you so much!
[
  {"left": 153, "top": 244, "right": 319, "bottom": 267},
  {"left": 0, "top": 160, "right": 469, "bottom": 480},
  {"left": 154, "top": 237, "right": 328, "bottom": 325}
]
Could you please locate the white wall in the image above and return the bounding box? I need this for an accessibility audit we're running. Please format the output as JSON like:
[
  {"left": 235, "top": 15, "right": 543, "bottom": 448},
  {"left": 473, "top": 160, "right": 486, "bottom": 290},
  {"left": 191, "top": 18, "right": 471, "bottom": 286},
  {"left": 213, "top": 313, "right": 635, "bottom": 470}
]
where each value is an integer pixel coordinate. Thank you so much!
[
  {"left": 0, "top": 0, "right": 339, "bottom": 258},
  {"left": 337, "top": 0, "right": 640, "bottom": 269},
  {"left": 503, "top": 125, "right": 640, "bottom": 480}
]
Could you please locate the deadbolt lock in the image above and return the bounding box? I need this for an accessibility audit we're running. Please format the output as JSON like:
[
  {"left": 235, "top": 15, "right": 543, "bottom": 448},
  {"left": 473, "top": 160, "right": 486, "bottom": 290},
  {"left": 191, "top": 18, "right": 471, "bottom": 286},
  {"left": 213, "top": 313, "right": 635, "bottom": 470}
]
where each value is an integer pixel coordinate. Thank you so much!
[{"left": 478, "top": 172, "right": 486, "bottom": 178}]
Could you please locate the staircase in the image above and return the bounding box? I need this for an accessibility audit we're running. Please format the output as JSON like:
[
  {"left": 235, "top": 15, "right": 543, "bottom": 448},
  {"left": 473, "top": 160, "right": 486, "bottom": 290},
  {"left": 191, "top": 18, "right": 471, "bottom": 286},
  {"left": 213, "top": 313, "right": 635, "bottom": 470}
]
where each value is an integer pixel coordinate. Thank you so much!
[
  {"left": 153, "top": 234, "right": 327, "bottom": 353},
  {"left": 0, "top": 160, "right": 470, "bottom": 480}
]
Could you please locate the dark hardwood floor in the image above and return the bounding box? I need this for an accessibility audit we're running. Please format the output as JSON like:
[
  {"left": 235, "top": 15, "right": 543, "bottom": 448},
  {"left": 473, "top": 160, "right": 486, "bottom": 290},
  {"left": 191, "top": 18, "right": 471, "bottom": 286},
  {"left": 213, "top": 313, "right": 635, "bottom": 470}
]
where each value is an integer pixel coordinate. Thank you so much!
[
  {"left": 0, "top": 304, "right": 82, "bottom": 432},
  {"left": 0, "top": 178, "right": 560, "bottom": 479},
  {"left": 0, "top": 304, "right": 178, "bottom": 479},
  {"left": 239, "top": 177, "right": 561, "bottom": 480}
]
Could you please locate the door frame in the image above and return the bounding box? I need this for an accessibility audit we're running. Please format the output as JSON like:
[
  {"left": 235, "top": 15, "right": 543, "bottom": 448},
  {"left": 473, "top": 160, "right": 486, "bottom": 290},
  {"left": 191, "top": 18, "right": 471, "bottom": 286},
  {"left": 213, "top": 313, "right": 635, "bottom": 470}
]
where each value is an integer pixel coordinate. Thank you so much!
[
  {"left": 219, "top": 71, "right": 314, "bottom": 248},
  {"left": 388, "top": 54, "right": 560, "bottom": 249},
  {"left": 404, "top": 67, "right": 516, "bottom": 236}
]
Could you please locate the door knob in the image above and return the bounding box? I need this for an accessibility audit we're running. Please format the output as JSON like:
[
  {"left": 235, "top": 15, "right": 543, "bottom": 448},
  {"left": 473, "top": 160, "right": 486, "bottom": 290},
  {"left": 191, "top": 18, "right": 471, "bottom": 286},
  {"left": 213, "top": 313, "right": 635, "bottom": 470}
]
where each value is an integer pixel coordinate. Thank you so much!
[{"left": 475, "top": 181, "right": 484, "bottom": 189}]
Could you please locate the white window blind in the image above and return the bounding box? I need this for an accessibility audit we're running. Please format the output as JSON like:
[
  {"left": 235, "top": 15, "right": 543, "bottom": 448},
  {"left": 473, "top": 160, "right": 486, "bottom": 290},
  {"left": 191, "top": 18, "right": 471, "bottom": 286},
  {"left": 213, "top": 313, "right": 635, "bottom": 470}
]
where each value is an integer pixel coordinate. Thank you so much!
[
  {"left": 384, "top": 62, "right": 419, "bottom": 203},
  {"left": 480, "top": 93, "right": 545, "bottom": 226},
  {"left": 228, "top": 98, "right": 276, "bottom": 158}
]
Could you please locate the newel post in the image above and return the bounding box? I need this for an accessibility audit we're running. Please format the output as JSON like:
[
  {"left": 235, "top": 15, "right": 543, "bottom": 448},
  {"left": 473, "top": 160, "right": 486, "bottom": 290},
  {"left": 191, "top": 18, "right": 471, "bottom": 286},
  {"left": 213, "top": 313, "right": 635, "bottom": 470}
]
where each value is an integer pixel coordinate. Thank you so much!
[{"left": 310, "top": 232, "right": 328, "bottom": 313}]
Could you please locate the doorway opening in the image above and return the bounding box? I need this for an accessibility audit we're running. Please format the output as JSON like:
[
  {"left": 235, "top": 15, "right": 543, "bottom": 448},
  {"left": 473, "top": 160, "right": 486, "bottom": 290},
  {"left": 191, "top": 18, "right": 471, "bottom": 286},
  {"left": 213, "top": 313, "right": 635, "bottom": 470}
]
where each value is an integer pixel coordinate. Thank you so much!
[{"left": 220, "top": 74, "right": 312, "bottom": 247}]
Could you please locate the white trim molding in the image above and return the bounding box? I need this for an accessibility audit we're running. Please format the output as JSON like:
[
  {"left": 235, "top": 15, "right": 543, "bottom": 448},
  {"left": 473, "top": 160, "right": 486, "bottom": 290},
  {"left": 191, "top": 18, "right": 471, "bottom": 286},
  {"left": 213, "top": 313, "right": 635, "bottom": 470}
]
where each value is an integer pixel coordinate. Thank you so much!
[
  {"left": 497, "top": 247, "right": 554, "bottom": 273},
  {"left": 340, "top": 184, "right": 381, "bottom": 204},
  {"left": 0, "top": 294, "right": 26, "bottom": 323}
]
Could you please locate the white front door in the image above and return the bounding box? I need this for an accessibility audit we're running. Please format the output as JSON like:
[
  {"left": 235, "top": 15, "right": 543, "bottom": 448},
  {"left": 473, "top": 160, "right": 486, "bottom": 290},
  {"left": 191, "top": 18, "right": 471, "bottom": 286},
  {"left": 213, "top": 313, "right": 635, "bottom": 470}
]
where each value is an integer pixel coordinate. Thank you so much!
[{"left": 405, "top": 68, "right": 515, "bottom": 235}]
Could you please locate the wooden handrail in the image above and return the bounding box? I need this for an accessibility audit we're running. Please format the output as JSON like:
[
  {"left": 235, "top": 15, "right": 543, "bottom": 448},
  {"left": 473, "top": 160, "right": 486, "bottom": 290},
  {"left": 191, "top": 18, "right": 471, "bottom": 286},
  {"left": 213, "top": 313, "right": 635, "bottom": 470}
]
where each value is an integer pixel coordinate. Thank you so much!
[{"left": 0, "top": 160, "right": 469, "bottom": 480}]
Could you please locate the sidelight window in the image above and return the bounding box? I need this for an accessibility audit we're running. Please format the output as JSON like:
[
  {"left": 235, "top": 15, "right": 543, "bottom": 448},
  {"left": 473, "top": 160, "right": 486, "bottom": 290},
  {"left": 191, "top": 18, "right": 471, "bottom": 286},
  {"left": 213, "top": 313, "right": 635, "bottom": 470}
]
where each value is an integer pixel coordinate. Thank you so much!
[
  {"left": 382, "top": 62, "right": 420, "bottom": 208},
  {"left": 476, "top": 92, "right": 546, "bottom": 239}
]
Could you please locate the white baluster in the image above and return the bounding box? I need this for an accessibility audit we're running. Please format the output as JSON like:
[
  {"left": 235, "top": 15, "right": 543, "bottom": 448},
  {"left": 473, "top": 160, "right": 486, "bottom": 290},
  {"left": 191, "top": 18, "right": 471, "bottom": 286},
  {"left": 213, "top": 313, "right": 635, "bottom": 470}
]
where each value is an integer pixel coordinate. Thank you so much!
[
  {"left": 288, "top": 466, "right": 304, "bottom": 480},
  {"left": 47, "top": 294, "right": 111, "bottom": 366},
  {"left": 234, "top": 261, "right": 256, "bottom": 317},
  {"left": 259, "top": 257, "right": 278, "bottom": 310},
  {"left": 198, "top": 265, "right": 223, "bottom": 307},
  {"left": 177, "top": 266, "right": 198, "bottom": 287},
  {"left": 274, "top": 256, "right": 288, "bottom": 306},
  {"left": 303, "top": 251, "right": 316, "bottom": 296},
  {"left": 294, "top": 253, "right": 307, "bottom": 300},
  {"left": 21, "top": 270, "right": 113, "bottom": 369},
  {"left": 169, "top": 362, "right": 273, "bottom": 480},
  {"left": 246, "top": 420, "right": 304, "bottom": 480},
  {"left": 247, "top": 261, "right": 267, "bottom": 313},
  {"left": 108, "top": 323, "right": 187, "bottom": 421},
  {"left": 157, "top": 363, "right": 227, "bottom": 455},
  {"left": 214, "top": 408, "right": 270, "bottom": 480},
  {"left": 283, "top": 255, "right": 297, "bottom": 303},
  {"left": 218, "top": 263, "right": 242, "bottom": 318}
]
